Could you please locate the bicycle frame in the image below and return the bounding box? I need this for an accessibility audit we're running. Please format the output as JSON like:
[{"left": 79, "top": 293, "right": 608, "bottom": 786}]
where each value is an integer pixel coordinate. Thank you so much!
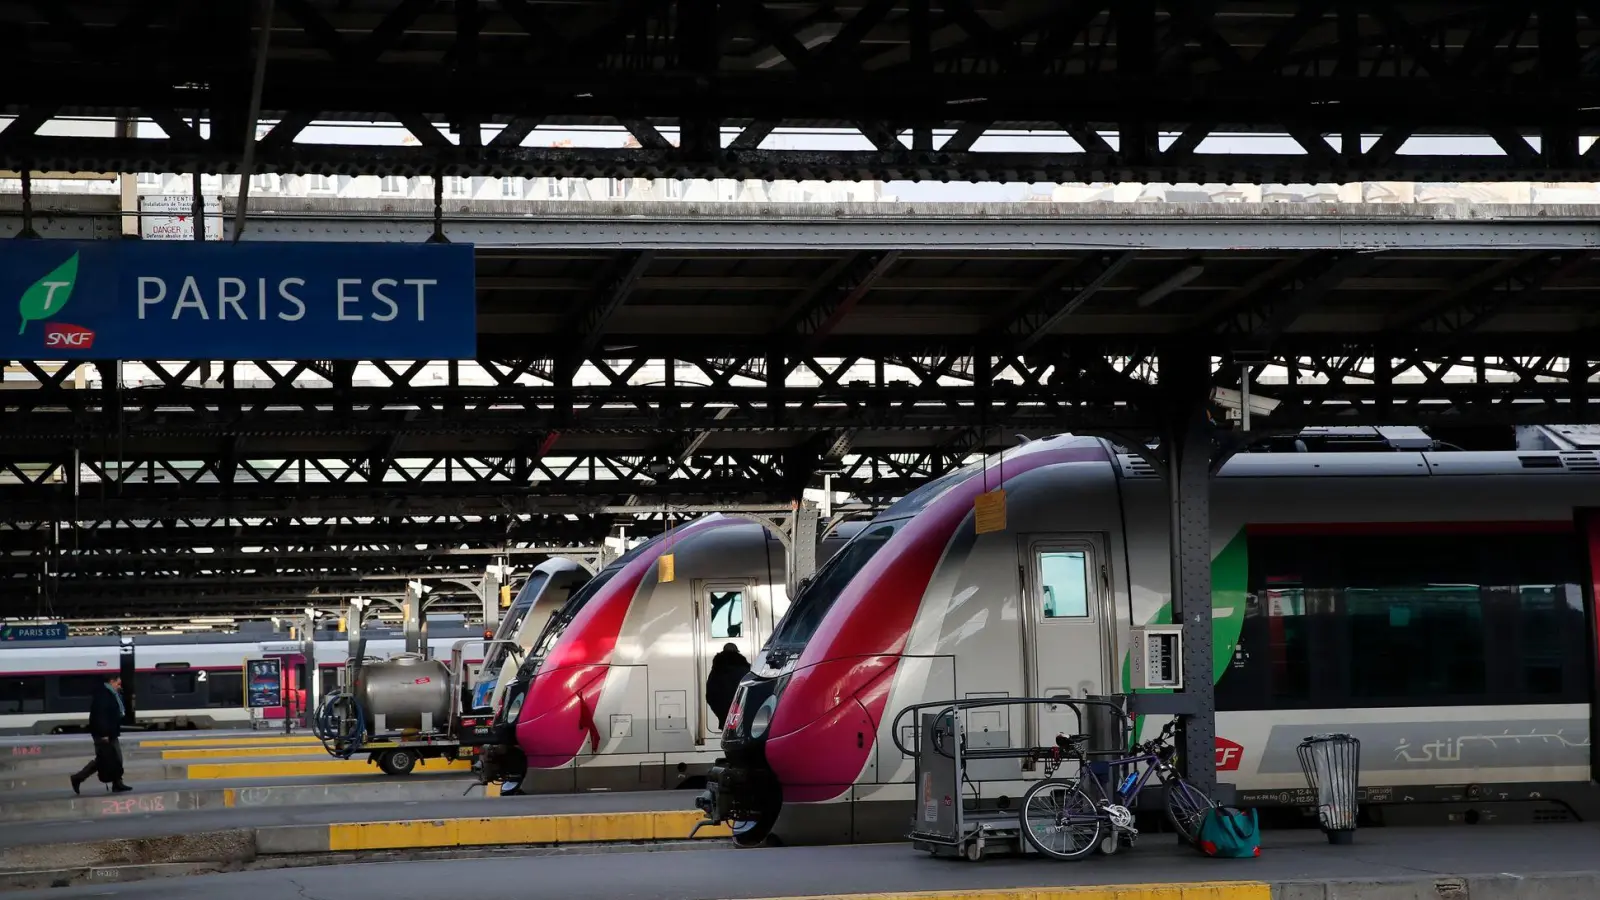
[{"left": 1076, "top": 748, "right": 1174, "bottom": 807}]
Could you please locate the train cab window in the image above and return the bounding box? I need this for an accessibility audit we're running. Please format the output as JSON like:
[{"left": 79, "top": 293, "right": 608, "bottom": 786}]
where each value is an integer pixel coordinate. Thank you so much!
[
  {"left": 767, "top": 521, "right": 899, "bottom": 652},
  {"left": 708, "top": 590, "right": 744, "bottom": 638},
  {"left": 1039, "top": 550, "right": 1090, "bottom": 618},
  {"left": 0, "top": 676, "right": 45, "bottom": 713}
]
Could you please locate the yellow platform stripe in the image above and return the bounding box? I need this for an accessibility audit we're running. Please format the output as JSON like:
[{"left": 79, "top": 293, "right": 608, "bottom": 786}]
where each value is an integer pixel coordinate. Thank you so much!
[
  {"left": 187, "top": 757, "right": 473, "bottom": 779},
  {"left": 756, "top": 887, "right": 1269, "bottom": 900},
  {"left": 139, "top": 735, "right": 323, "bottom": 748},
  {"left": 161, "top": 745, "right": 330, "bottom": 760},
  {"left": 326, "top": 809, "right": 729, "bottom": 852}
]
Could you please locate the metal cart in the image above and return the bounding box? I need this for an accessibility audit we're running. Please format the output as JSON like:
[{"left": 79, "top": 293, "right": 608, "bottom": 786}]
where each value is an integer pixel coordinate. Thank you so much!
[{"left": 890, "top": 695, "right": 1131, "bottom": 861}]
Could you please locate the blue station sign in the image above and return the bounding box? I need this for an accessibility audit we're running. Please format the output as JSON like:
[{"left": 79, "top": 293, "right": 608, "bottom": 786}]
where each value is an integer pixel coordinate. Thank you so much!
[
  {"left": 0, "top": 240, "right": 477, "bottom": 360},
  {"left": 0, "top": 622, "right": 69, "bottom": 641}
]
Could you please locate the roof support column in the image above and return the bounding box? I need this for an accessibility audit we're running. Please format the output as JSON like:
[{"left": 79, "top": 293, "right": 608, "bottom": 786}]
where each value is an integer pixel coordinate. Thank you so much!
[{"left": 1157, "top": 346, "right": 1218, "bottom": 801}]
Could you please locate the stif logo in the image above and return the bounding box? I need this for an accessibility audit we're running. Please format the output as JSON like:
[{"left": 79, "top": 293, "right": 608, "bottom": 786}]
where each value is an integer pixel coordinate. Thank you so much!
[
  {"left": 17, "top": 251, "right": 90, "bottom": 348},
  {"left": 1216, "top": 737, "right": 1244, "bottom": 771}
]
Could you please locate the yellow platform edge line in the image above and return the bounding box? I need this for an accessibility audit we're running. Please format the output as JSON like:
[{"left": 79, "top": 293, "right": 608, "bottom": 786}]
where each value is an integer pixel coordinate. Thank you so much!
[
  {"left": 326, "top": 809, "right": 729, "bottom": 852},
  {"left": 140, "top": 736, "right": 323, "bottom": 748},
  {"left": 753, "top": 886, "right": 1271, "bottom": 900},
  {"left": 161, "top": 746, "right": 330, "bottom": 760},
  {"left": 186, "top": 758, "right": 473, "bottom": 779}
]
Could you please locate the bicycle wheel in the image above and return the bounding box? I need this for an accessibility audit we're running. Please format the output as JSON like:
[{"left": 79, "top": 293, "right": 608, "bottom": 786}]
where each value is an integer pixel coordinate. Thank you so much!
[
  {"left": 1162, "top": 777, "right": 1214, "bottom": 845},
  {"left": 1019, "top": 778, "right": 1104, "bottom": 861}
]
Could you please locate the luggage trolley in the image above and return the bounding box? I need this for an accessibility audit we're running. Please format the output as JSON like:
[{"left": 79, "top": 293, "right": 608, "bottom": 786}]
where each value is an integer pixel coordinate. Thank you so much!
[{"left": 891, "top": 695, "right": 1130, "bottom": 861}]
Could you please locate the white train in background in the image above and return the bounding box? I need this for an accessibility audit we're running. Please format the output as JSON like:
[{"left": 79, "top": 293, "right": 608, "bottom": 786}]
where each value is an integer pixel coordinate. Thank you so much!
[
  {"left": 0, "top": 621, "right": 485, "bottom": 735},
  {"left": 706, "top": 435, "right": 1600, "bottom": 845}
]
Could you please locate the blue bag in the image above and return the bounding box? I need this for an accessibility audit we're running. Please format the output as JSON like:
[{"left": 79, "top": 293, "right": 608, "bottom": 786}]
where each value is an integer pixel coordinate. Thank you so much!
[{"left": 1195, "top": 806, "right": 1260, "bottom": 858}]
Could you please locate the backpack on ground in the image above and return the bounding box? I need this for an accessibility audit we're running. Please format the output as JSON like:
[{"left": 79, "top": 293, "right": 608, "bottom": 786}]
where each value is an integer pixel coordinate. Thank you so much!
[{"left": 1195, "top": 806, "right": 1261, "bottom": 858}]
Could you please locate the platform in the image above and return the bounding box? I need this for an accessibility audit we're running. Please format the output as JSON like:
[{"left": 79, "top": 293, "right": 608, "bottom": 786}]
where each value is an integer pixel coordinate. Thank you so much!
[
  {"left": 0, "top": 772, "right": 506, "bottom": 824},
  {"left": 5, "top": 823, "right": 1594, "bottom": 899}
]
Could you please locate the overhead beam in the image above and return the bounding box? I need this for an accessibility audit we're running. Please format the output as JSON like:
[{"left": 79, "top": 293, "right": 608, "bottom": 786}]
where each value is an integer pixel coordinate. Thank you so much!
[
  {"left": 989, "top": 251, "right": 1136, "bottom": 353},
  {"left": 564, "top": 250, "right": 655, "bottom": 359},
  {"left": 774, "top": 250, "right": 899, "bottom": 353}
]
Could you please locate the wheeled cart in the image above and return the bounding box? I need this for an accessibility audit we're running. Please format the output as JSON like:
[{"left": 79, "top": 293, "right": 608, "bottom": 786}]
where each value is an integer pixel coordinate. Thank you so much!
[{"left": 894, "top": 695, "right": 1132, "bottom": 861}]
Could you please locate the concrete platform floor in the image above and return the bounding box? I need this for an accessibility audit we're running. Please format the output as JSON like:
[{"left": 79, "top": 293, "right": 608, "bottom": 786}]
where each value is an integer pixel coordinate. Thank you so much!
[
  {"left": 0, "top": 788, "right": 703, "bottom": 850},
  {"left": 6, "top": 822, "right": 1599, "bottom": 900}
]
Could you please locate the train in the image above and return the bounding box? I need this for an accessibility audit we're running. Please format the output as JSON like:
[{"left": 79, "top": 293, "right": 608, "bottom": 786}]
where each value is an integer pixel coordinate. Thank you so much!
[
  {"left": 469, "top": 557, "right": 593, "bottom": 713},
  {"left": 484, "top": 513, "right": 863, "bottom": 795},
  {"left": 702, "top": 435, "right": 1600, "bottom": 846},
  {"left": 0, "top": 619, "right": 485, "bottom": 735}
]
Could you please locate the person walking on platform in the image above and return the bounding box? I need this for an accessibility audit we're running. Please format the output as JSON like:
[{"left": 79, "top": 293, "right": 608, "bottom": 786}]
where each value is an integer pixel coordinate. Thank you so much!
[
  {"left": 705, "top": 643, "right": 751, "bottom": 732},
  {"left": 70, "top": 674, "right": 132, "bottom": 794}
]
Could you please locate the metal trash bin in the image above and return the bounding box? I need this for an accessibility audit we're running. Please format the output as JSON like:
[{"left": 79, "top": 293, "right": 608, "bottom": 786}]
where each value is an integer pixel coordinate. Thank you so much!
[{"left": 1296, "top": 732, "right": 1361, "bottom": 844}]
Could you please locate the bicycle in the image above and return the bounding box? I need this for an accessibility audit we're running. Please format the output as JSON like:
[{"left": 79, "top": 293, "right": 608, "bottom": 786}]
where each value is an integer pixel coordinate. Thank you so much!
[{"left": 1017, "top": 719, "right": 1218, "bottom": 861}]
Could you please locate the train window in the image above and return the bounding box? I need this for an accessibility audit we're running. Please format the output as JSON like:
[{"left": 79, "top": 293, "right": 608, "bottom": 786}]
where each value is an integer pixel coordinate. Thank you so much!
[
  {"left": 0, "top": 676, "right": 45, "bottom": 713},
  {"left": 58, "top": 675, "right": 103, "bottom": 698},
  {"left": 708, "top": 590, "right": 744, "bottom": 638},
  {"left": 1218, "top": 530, "right": 1586, "bottom": 712},
  {"left": 1039, "top": 550, "right": 1090, "bottom": 618},
  {"left": 207, "top": 672, "right": 244, "bottom": 708},
  {"left": 145, "top": 672, "right": 199, "bottom": 695},
  {"left": 1347, "top": 586, "right": 1486, "bottom": 701}
]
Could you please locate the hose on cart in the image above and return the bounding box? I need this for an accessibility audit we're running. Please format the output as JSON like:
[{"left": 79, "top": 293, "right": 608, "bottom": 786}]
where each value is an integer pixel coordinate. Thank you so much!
[{"left": 313, "top": 690, "right": 368, "bottom": 758}]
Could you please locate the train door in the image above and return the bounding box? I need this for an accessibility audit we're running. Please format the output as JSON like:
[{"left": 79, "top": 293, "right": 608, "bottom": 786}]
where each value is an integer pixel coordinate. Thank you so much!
[
  {"left": 697, "top": 580, "right": 757, "bottom": 743},
  {"left": 1019, "top": 534, "right": 1115, "bottom": 751}
]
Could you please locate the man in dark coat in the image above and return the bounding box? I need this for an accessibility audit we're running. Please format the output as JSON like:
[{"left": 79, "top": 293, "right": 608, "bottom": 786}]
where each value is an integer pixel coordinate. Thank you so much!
[
  {"left": 705, "top": 643, "right": 750, "bottom": 732},
  {"left": 70, "top": 674, "right": 132, "bottom": 794}
]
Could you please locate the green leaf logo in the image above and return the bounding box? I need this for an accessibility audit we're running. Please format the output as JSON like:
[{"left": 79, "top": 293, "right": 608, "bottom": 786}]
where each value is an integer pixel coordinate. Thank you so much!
[{"left": 18, "top": 252, "right": 80, "bottom": 335}]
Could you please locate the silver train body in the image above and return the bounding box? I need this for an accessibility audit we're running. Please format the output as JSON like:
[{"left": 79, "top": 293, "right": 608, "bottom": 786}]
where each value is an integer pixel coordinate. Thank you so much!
[
  {"left": 715, "top": 436, "right": 1600, "bottom": 844},
  {"left": 489, "top": 514, "right": 862, "bottom": 794}
]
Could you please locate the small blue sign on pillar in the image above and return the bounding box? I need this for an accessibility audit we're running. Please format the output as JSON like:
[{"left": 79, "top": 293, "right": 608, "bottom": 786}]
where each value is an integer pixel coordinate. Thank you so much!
[{"left": 0, "top": 240, "right": 477, "bottom": 360}]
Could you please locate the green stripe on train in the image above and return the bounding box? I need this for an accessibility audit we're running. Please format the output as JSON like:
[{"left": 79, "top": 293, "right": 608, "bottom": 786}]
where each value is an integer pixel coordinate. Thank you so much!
[{"left": 1119, "top": 528, "right": 1248, "bottom": 749}]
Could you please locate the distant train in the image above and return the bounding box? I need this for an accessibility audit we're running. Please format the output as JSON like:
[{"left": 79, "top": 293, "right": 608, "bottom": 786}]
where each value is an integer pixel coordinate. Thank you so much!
[
  {"left": 482, "top": 514, "right": 862, "bottom": 795},
  {"left": 0, "top": 622, "right": 485, "bottom": 735},
  {"left": 705, "top": 436, "right": 1600, "bottom": 846}
]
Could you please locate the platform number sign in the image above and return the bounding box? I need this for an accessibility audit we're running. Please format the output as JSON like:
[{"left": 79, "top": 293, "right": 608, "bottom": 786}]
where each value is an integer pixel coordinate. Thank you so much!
[{"left": 245, "top": 658, "right": 283, "bottom": 709}]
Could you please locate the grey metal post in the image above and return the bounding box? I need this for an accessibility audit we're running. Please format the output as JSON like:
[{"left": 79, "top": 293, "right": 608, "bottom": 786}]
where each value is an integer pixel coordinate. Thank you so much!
[
  {"left": 301, "top": 606, "right": 318, "bottom": 711},
  {"left": 786, "top": 506, "right": 820, "bottom": 597},
  {"left": 346, "top": 598, "right": 368, "bottom": 692},
  {"left": 403, "top": 581, "right": 424, "bottom": 655},
  {"left": 481, "top": 563, "right": 504, "bottom": 636},
  {"left": 1158, "top": 347, "right": 1217, "bottom": 799}
]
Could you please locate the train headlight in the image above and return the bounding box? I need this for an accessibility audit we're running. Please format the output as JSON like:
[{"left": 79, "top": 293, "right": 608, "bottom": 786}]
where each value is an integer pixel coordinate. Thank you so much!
[{"left": 748, "top": 695, "right": 777, "bottom": 739}]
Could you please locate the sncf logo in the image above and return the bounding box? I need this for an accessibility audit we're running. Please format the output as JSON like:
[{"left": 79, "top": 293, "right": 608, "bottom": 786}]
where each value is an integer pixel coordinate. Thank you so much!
[
  {"left": 1215, "top": 737, "right": 1244, "bottom": 771},
  {"left": 44, "top": 323, "right": 95, "bottom": 350}
]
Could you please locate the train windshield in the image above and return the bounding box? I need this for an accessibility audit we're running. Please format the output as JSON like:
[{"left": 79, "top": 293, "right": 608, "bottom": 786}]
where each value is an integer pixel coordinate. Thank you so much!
[
  {"left": 527, "top": 533, "right": 668, "bottom": 661},
  {"left": 765, "top": 520, "right": 900, "bottom": 658},
  {"left": 478, "top": 572, "right": 549, "bottom": 676}
]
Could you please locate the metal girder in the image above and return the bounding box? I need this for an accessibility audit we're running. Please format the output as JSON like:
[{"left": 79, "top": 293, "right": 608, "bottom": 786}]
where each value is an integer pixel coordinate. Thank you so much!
[
  {"left": 9, "top": 3, "right": 1600, "bottom": 180},
  {"left": 563, "top": 250, "right": 655, "bottom": 361},
  {"left": 218, "top": 201, "right": 1600, "bottom": 251},
  {"left": 774, "top": 250, "right": 900, "bottom": 353},
  {"left": 989, "top": 251, "right": 1135, "bottom": 353}
]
